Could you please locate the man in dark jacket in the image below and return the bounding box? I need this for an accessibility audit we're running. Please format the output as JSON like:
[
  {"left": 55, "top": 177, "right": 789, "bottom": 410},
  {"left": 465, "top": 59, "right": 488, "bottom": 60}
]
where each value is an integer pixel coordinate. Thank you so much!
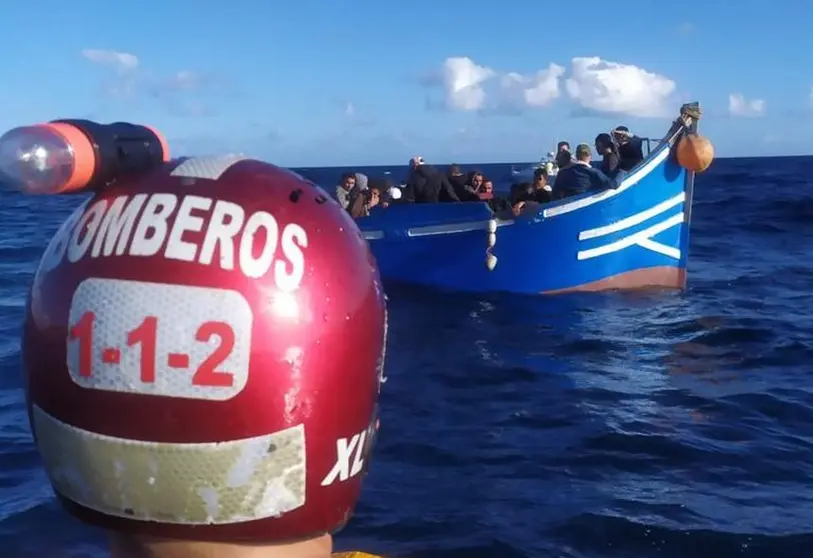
[
  {"left": 612, "top": 126, "right": 645, "bottom": 171},
  {"left": 447, "top": 164, "right": 479, "bottom": 201},
  {"left": 404, "top": 156, "right": 461, "bottom": 203},
  {"left": 554, "top": 144, "right": 619, "bottom": 198},
  {"left": 595, "top": 133, "right": 620, "bottom": 178}
]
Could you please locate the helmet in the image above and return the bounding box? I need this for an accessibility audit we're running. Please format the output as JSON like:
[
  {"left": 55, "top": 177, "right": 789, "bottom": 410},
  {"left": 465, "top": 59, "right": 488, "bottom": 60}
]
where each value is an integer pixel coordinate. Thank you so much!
[{"left": 22, "top": 154, "right": 387, "bottom": 542}]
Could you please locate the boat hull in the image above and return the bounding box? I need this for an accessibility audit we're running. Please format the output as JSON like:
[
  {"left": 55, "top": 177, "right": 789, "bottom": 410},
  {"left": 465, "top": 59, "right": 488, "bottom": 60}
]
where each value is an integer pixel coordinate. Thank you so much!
[{"left": 356, "top": 116, "right": 697, "bottom": 295}]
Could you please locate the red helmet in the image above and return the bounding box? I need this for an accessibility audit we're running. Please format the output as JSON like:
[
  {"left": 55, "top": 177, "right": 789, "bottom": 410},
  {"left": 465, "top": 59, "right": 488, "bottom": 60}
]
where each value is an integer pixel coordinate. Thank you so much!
[{"left": 22, "top": 154, "right": 387, "bottom": 542}]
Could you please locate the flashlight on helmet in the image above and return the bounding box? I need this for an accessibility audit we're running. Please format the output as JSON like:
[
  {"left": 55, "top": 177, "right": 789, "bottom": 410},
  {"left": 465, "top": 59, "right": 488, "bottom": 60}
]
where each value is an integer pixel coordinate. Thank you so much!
[{"left": 0, "top": 119, "right": 169, "bottom": 195}]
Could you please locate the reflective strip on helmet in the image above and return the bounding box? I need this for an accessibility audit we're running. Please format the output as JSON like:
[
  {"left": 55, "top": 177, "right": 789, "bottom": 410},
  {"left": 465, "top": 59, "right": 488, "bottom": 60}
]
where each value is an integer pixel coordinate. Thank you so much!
[
  {"left": 170, "top": 155, "right": 248, "bottom": 180},
  {"left": 32, "top": 405, "right": 306, "bottom": 524}
]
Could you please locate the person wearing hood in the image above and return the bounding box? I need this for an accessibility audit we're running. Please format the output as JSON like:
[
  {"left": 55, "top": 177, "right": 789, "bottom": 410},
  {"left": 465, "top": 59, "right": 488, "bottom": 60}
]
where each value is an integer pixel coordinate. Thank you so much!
[
  {"left": 612, "top": 126, "right": 645, "bottom": 171},
  {"left": 404, "top": 156, "right": 461, "bottom": 203},
  {"left": 354, "top": 172, "right": 369, "bottom": 191},
  {"left": 447, "top": 164, "right": 479, "bottom": 201}
]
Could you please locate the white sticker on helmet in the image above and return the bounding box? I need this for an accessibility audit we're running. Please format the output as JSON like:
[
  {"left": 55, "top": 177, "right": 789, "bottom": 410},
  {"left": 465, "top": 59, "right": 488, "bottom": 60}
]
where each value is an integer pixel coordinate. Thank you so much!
[
  {"left": 32, "top": 405, "right": 306, "bottom": 524},
  {"left": 67, "top": 278, "right": 253, "bottom": 401}
]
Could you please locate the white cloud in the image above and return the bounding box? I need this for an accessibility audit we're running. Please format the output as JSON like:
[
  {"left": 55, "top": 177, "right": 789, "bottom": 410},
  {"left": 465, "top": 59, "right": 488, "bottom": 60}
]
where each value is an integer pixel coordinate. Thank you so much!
[
  {"left": 81, "top": 49, "right": 139, "bottom": 72},
  {"left": 440, "top": 57, "right": 495, "bottom": 111},
  {"left": 80, "top": 49, "right": 221, "bottom": 117},
  {"left": 565, "top": 57, "right": 676, "bottom": 117},
  {"left": 728, "top": 93, "right": 765, "bottom": 117},
  {"left": 499, "top": 63, "right": 565, "bottom": 108},
  {"left": 428, "top": 55, "right": 676, "bottom": 117}
]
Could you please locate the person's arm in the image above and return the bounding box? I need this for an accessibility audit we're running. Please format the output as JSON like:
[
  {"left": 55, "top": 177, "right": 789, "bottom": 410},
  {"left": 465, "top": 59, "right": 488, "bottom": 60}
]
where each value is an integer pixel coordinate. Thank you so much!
[
  {"left": 440, "top": 175, "right": 461, "bottom": 202},
  {"left": 588, "top": 167, "right": 616, "bottom": 190},
  {"left": 603, "top": 153, "right": 620, "bottom": 177}
]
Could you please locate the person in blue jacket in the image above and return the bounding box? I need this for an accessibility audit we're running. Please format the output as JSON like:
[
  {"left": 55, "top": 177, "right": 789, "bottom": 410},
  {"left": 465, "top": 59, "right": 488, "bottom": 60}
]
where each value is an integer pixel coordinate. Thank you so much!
[{"left": 554, "top": 143, "right": 620, "bottom": 198}]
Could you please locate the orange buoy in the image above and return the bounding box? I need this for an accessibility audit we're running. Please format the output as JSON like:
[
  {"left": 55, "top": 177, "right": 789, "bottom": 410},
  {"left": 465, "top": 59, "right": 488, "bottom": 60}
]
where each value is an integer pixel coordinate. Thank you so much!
[
  {"left": 332, "top": 553, "right": 385, "bottom": 558},
  {"left": 676, "top": 132, "right": 714, "bottom": 173}
]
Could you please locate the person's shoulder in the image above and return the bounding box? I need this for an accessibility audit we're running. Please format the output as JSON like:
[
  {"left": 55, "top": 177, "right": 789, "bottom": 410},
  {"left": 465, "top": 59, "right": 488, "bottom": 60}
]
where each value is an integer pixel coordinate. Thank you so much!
[{"left": 556, "top": 165, "right": 574, "bottom": 177}]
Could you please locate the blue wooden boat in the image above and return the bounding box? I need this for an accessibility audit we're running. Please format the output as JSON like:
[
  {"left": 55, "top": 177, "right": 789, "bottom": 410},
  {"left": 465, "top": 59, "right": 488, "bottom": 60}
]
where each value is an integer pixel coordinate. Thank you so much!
[{"left": 355, "top": 103, "right": 710, "bottom": 295}]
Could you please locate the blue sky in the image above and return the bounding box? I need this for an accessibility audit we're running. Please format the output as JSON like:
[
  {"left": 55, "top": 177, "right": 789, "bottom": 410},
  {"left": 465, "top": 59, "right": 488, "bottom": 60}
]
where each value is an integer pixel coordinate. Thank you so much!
[{"left": 0, "top": 0, "right": 811, "bottom": 166}]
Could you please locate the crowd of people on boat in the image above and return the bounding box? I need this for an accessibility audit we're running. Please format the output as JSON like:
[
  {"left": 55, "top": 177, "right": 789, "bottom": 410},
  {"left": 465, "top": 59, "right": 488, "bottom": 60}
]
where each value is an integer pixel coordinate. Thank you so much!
[{"left": 332, "top": 126, "right": 646, "bottom": 218}]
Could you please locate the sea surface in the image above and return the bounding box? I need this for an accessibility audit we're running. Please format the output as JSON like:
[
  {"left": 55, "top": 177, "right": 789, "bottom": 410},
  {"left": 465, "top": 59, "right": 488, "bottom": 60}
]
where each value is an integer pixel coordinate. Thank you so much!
[{"left": 1, "top": 157, "right": 812, "bottom": 558}]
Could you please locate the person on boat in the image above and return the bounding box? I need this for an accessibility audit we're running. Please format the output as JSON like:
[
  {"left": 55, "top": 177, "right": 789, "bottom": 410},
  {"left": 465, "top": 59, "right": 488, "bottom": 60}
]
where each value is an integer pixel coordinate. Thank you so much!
[
  {"left": 510, "top": 181, "right": 532, "bottom": 202},
  {"left": 350, "top": 181, "right": 384, "bottom": 217},
  {"left": 594, "top": 132, "right": 620, "bottom": 178},
  {"left": 554, "top": 143, "right": 618, "bottom": 197},
  {"left": 508, "top": 166, "right": 554, "bottom": 215},
  {"left": 354, "top": 172, "right": 370, "bottom": 191},
  {"left": 467, "top": 170, "right": 483, "bottom": 192},
  {"left": 531, "top": 167, "right": 554, "bottom": 201},
  {"left": 507, "top": 181, "right": 544, "bottom": 216},
  {"left": 403, "top": 155, "right": 461, "bottom": 203},
  {"left": 334, "top": 171, "right": 358, "bottom": 210},
  {"left": 478, "top": 177, "right": 494, "bottom": 200},
  {"left": 555, "top": 148, "right": 573, "bottom": 171},
  {"left": 21, "top": 155, "right": 388, "bottom": 558},
  {"left": 447, "top": 164, "right": 478, "bottom": 200},
  {"left": 612, "top": 126, "right": 645, "bottom": 171}
]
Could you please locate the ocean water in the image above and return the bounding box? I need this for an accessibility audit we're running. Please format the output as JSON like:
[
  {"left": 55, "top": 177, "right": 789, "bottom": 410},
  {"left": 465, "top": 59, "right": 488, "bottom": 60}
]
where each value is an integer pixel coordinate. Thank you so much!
[{"left": 1, "top": 157, "right": 812, "bottom": 558}]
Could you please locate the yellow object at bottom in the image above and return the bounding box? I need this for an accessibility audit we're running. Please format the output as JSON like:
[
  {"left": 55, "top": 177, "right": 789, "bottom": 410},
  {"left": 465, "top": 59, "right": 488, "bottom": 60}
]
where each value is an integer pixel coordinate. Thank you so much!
[{"left": 333, "top": 553, "right": 384, "bottom": 558}]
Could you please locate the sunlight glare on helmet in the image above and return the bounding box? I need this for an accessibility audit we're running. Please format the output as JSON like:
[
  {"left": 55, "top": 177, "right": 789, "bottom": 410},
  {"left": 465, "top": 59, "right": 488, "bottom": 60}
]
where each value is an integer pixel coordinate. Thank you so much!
[{"left": 269, "top": 291, "right": 300, "bottom": 321}]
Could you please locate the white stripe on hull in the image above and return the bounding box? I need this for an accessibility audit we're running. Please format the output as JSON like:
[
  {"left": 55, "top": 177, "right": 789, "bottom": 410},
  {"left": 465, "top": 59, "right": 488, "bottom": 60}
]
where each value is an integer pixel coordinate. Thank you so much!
[{"left": 577, "top": 212, "right": 684, "bottom": 261}]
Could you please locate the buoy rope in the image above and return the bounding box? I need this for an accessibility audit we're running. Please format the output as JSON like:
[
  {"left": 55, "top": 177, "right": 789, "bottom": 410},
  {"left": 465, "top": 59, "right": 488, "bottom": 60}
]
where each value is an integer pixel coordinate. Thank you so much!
[
  {"left": 680, "top": 103, "right": 702, "bottom": 121},
  {"left": 679, "top": 103, "right": 702, "bottom": 129}
]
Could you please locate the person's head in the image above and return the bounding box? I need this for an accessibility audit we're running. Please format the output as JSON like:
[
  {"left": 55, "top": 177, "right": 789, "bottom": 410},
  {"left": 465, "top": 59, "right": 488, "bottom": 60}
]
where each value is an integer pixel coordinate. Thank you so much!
[
  {"left": 367, "top": 184, "right": 383, "bottom": 206},
  {"left": 448, "top": 164, "right": 462, "bottom": 177},
  {"left": 555, "top": 150, "right": 572, "bottom": 169},
  {"left": 340, "top": 172, "right": 356, "bottom": 191},
  {"left": 575, "top": 143, "right": 592, "bottom": 163},
  {"left": 409, "top": 155, "right": 425, "bottom": 169},
  {"left": 354, "top": 172, "right": 369, "bottom": 191},
  {"left": 533, "top": 166, "right": 548, "bottom": 187},
  {"left": 612, "top": 126, "right": 631, "bottom": 145},
  {"left": 594, "top": 133, "right": 613, "bottom": 154},
  {"left": 469, "top": 171, "right": 484, "bottom": 189},
  {"left": 557, "top": 141, "right": 570, "bottom": 153},
  {"left": 23, "top": 155, "right": 388, "bottom": 558},
  {"left": 480, "top": 178, "right": 494, "bottom": 196}
]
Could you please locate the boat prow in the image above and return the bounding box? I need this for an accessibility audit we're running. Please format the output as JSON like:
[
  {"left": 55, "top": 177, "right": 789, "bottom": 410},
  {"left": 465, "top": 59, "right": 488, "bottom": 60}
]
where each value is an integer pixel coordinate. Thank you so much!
[{"left": 356, "top": 103, "right": 711, "bottom": 295}]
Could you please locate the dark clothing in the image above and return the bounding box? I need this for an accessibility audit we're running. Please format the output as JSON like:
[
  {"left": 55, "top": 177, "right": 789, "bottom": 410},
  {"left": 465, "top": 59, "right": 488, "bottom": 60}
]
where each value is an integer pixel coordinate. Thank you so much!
[
  {"left": 531, "top": 187, "right": 555, "bottom": 203},
  {"left": 487, "top": 196, "right": 511, "bottom": 213},
  {"left": 554, "top": 162, "right": 617, "bottom": 198},
  {"left": 348, "top": 191, "right": 370, "bottom": 218},
  {"left": 600, "top": 152, "right": 620, "bottom": 178},
  {"left": 404, "top": 164, "right": 461, "bottom": 203},
  {"left": 448, "top": 173, "right": 479, "bottom": 201},
  {"left": 618, "top": 136, "right": 644, "bottom": 171},
  {"left": 511, "top": 182, "right": 554, "bottom": 204}
]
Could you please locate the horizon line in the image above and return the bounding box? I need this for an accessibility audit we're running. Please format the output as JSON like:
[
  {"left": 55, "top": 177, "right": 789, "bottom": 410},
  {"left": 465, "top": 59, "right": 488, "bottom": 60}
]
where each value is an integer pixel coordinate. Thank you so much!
[{"left": 290, "top": 153, "right": 812, "bottom": 170}]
